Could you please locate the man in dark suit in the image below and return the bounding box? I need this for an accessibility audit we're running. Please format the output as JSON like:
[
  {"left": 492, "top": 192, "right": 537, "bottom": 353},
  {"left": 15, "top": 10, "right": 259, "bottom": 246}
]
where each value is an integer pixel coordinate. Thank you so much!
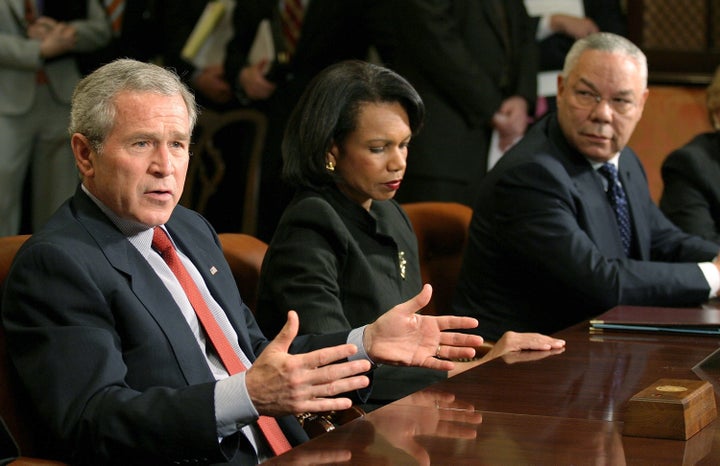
[
  {"left": 660, "top": 131, "right": 720, "bottom": 245},
  {"left": 531, "top": 0, "right": 626, "bottom": 75},
  {"left": 0, "top": 59, "right": 483, "bottom": 465},
  {"left": 76, "top": 0, "right": 164, "bottom": 75},
  {"left": 528, "top": 0, "right": 627, "bottom": 115},
  {"left": 377, "top": 0, "right": 538, "bottom": 205},
  {"left": 224, "top": 0, "right": 375, "bottom": 241},
  {"left": 660, "top": 66, "right": 720, "bottom": 245},
  {"left": 161, "top": 0, "right": 236, "bottom": 110},
  {"left": 453, "top": 33, "right": 720, "bottom": 341}
]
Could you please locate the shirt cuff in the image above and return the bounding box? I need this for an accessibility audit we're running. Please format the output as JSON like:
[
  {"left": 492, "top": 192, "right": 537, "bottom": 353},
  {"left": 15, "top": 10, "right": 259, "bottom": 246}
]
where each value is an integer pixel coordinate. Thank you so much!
[
  {"left": 347, "top": 325, "right": 377, "bottom": 366},
  {"left": 214, "top": 372, "right": 259, "bottom": 437},
  {"left": 698, "top": 261, "right": 720, "bottom": 298},
  {"left": 536, "top": 14, "right": 553, "bottom": 41}
]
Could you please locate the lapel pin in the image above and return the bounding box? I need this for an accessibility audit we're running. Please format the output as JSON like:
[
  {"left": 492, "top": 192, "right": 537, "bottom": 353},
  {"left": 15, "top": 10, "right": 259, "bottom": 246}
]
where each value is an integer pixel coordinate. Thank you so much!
[{"left": 210, "top": 266, "right": 218, "bottom": 275}]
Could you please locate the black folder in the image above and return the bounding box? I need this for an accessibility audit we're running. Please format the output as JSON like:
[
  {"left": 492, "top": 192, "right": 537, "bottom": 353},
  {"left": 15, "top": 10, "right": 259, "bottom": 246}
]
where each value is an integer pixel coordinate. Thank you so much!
[{"left": 589, "top": 305, "right": 720, "bottom": 336}]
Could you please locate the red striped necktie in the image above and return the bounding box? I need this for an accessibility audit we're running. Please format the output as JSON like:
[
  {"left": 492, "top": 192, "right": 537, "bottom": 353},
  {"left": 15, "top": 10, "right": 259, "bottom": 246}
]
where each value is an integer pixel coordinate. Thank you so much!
[
  {"left": 104, "top": 0, "right": 125, "bottom": 35},
  {"left": 152, "top": 227, "right": 292, "bottom": 456},
  {"left": 280, "top": 0, "right": 304, "bottom": 56}
]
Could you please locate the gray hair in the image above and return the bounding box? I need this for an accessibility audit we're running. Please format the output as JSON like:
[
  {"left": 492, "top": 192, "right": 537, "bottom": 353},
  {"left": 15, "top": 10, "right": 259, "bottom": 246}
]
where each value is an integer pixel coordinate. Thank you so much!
[
  {"left": 562, "top": 32, "right": 648, "bottom": 88},
  {"left": 69, "top": 59, "right": 198, "bottom": 152}
]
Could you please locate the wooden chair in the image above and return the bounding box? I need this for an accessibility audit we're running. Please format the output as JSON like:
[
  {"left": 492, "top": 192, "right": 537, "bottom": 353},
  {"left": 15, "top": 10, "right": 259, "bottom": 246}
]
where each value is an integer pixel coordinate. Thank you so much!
[
  {"left": 401, "top": 202, "right": 473, "bottom": 316},
  {"left": 1, "top": 234, "right": 66, "bottom": 465},
  {"left": 218, "top": 233, "right": 268, "bottom": 313},
  {"left": 181, "top": 108, "right": 268, "bottom": 235},
  {"left": 627, "top": 85, "right": 712, "bottom": 204}
]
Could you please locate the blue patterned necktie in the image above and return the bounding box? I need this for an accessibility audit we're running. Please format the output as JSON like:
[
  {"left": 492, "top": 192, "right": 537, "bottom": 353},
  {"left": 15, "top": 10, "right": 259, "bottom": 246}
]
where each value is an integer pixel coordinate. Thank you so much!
[{"left": 598, "top": 163, "right": 632, "bottom": 256}]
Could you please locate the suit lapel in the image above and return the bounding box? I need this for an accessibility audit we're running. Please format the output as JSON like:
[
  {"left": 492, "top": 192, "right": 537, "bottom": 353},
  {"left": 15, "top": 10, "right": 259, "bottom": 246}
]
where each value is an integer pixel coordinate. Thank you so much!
[
  {"left": 482, "top": 0, "right": 511, "bottom": 52},
  {"left": 547, "top": 120, "right": 627, "bottom": 257},
  {"left": 73, "top": 192, "right": 217, "bottom": 385}
]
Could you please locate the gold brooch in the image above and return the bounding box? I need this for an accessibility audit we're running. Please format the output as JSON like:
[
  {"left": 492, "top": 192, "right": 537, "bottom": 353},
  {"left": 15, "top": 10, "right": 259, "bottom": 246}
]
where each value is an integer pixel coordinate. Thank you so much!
[{"left": 398, "top": 251, "right": 406, "bottom": 280}]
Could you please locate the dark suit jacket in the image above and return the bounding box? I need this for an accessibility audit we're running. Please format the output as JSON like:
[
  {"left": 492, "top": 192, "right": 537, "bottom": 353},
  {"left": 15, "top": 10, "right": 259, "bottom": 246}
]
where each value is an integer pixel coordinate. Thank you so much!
[
  {"left": 257, "top": 187, "right": 445, "bottom": 405},
  {"left": 533, "top": 0, "right": 626, "bottom": 72},
  {"left": 160, "top": 0, "right": 245, "bottom": 111},
  {"left": 223, "top": 0, "right": 374, "bottom": 239},
  {"left": 1, "top": 187, "right": 358, "bottom": 465},
  {"left": 224, "top": 0, "right": 372, "bottom": 98},
  {"left": 377, "top": 0, "right": 538, "bottom": 204},
  {"left": 76, "top": 0, "right": 163, "bottom": 75},
  {"left": 453, "top": 114, "right": 719, "bottom": 340},
  {"left": 161, "top": 0, "right": 214, "bottom": 82},
  {"left": 660, "top": 132, "right": 720, "bottom": 245}
]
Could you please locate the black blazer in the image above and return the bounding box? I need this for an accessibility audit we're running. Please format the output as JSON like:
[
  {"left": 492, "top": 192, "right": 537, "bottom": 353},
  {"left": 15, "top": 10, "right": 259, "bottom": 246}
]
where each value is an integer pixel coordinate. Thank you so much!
[
  {"left": 660, "top": 132, "right": 720, "bottom": 245},
  {"left": 224, "top": 0, "right": 372, "bottom": 108},
  {"left": 453, "top": 114, "right": 719, "bottom": 340},
  {"left": 257, "top": 187, "right": 445, "bottom": 404},
  {"left": 533, "top": 0, "right": 627, "bottom": 71},
  {"left": 76, "top": 0, "right": 163, "bottom": 74},
  {"left": 1, "top": 187, "right": 358, "bottom": 465},
  {"left": 376, "top": 0, "right": 538, "bottom": 202}
]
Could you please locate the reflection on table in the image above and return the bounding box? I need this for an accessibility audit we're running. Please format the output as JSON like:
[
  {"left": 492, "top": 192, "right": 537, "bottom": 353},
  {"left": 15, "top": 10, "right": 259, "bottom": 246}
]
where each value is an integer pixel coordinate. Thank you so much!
[{"left": 266, "top": 312, "right": 720, "bottom": 465}]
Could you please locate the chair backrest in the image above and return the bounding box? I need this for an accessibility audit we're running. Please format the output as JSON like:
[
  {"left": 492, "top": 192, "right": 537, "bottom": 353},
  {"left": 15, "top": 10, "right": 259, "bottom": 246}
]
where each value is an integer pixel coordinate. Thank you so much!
[
  {"left": 401, "top": 202, "right": 472, "bottom": 316},
  {"left": 218, "top": 233, "right": 269, "bottom": 314},
  {"left": 627, "top": 85, "right": 712, "bottom": 204},
  {"left": 181, "top": 108, "right": 268, "bottom": 236}
]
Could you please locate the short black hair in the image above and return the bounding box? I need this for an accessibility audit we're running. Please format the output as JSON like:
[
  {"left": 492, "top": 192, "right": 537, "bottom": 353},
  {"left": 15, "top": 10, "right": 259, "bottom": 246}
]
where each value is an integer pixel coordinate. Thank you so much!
[{"left": 282, "top": 60, "right": 424, "bottom": 189}]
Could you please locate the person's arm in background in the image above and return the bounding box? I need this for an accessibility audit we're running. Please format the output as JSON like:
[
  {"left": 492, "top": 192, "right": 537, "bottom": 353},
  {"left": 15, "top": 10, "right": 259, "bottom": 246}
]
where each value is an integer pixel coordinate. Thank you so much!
[
  {"left": 67, "top": 0, "right": 110, "bottom": 53},
  {"left": 224, "top": 0, "right": 276, "bottom": 102},
  {"left": 161, "top": 1, "right": 234, "bottom": 105},
  {"left": 492, "top": 0, "right": 538, "bottom": 151},
  {"left": 660, "top": 143, "right": 720, "bottom": 245},
  {"left": 380, "top": 0, "right": 507, "bottom": 128}
]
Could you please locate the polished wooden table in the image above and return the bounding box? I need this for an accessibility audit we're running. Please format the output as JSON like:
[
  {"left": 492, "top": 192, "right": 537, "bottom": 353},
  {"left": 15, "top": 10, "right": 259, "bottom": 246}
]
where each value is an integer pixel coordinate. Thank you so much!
[{"left": 266, "top": 311, "right": 720, "bottom": 465}]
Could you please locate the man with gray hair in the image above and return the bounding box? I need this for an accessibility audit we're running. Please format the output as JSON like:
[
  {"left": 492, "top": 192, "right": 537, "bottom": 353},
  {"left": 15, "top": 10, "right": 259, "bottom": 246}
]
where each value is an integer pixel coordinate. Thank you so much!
[{"left": 453, "top": 32, "right": 720, "bottom": 341}]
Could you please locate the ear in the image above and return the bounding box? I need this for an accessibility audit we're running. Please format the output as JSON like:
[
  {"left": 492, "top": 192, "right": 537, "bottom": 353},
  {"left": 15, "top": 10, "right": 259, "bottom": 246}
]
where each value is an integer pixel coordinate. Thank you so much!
[
  {"left": 327, "top": 143, "right": 340, "bottom": 167},
  {"left": 72, "top": 133, "right": 95, "bottom": 179},
  {"left": 556, "top": 73, "right": 566, "bottom": 99},
  {"left": 637, "top": 87, "right": 650, "bottom": 114}
]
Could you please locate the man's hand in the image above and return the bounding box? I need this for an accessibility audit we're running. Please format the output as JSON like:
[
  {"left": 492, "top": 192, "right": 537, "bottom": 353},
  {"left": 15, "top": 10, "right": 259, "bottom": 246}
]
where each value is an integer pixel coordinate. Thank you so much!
[
  {"left": 193, "top": 64, "right": 233, "bottom": 105},
  {"left": 363, "top": 284, "right": 484, "bottom": 371},
  {"left": 246, "top": 311, "right": 371, "bottom": 417},
  {"left": 27, "top": 16, "right": 56, "bottom": 40},
  {"left": 38, "top": 21, "right": 77, "bottom": 59},
  {"left": 492, "top": 96, "right": 529, "bottom": 151},
  {"left": 550, "top": 14, "right": 599, "bottom": 40},
  {"left": 239, "top": 59, "right": 276, "bottom": 100},
  {"left": 713, "top": 255, "right": 720, "bottom": 297}
]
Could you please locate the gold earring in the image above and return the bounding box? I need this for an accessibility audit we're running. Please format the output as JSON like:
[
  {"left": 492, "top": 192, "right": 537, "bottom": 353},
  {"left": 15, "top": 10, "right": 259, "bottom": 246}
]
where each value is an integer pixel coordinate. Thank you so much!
[{"left": 326, "top": 161, "right": 335, "bottom": 172}]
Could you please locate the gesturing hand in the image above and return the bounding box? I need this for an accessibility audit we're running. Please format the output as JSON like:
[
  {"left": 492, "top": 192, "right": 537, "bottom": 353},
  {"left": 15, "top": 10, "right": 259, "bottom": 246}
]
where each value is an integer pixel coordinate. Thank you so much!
[
  {"left": 245, "top": 311, "right": 372, "bottom": 417},
  {"left": 363, "top": 284, "right": 485, "bottom": 371}
]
